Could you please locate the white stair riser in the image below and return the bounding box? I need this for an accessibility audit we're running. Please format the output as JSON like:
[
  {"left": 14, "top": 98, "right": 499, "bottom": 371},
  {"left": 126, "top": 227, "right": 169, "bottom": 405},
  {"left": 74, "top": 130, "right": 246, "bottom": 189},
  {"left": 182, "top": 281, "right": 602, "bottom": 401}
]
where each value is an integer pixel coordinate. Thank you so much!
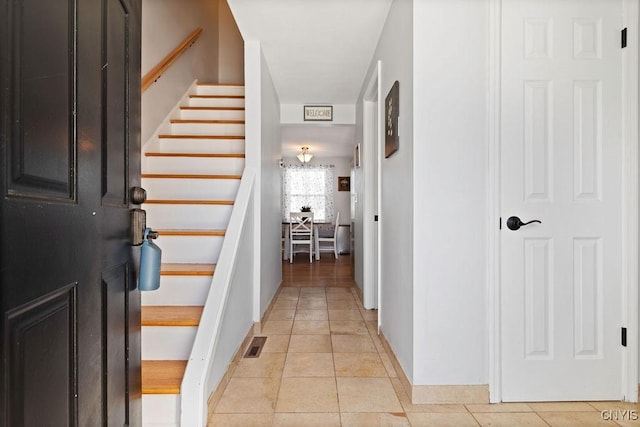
[
  {"left": 180, "top": 108, "right": 244, "bottom": 121},
  {"left": 142, "top": 394, "right": 179, "bottom": 426},
  {"left": 145, "top": 156, "right": 245, "bottom": 175},
  {"left": 142, "top": 326, "right": 197, "bottom": 360},
  {"left": 170, "top": 122, "right": 245, "bottom": 136},
  {"left": 143, "top": 204, "right": 233, "bottom": 229},
  {"left": 196, "top": 85, "right": 244, "bottom": 96},
  {"left": 142, "top": 178, "right": 239, "bottom": 200},
  {"left": 155, "top": 235, "right": 223, "bottom": 264},
  {"left": 188, "top": 97, "right": 245, "bottom": 108},
  {"left": 141, "top": 276, "right": 211, "bottom": 306},
  {"left": 157, "top": 138, "right": 245, "bottom": 154}
]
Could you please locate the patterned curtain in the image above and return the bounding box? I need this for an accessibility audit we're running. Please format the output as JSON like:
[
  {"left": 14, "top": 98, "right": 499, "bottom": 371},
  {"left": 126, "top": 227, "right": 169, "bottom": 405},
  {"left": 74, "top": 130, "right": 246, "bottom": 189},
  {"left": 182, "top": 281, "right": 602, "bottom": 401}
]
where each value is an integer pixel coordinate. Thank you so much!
[{"left": 281, "top": 164, "right": 334, "bottom": 222}]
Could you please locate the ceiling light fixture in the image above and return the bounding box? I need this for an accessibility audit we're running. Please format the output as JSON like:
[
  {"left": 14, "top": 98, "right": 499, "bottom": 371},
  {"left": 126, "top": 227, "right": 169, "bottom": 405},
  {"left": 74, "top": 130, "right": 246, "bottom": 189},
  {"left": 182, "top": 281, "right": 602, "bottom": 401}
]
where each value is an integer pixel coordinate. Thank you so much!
[{"left": 297, "top": 146, "right": 313, "bottom": 163}]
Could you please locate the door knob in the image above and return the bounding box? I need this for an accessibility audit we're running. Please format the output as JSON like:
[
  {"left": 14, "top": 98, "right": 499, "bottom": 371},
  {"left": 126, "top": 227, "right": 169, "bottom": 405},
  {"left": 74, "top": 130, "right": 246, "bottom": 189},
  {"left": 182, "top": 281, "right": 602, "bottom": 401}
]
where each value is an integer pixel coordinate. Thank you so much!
[{"left": 506, "top": 216, "right": 542, "bottom": 231}]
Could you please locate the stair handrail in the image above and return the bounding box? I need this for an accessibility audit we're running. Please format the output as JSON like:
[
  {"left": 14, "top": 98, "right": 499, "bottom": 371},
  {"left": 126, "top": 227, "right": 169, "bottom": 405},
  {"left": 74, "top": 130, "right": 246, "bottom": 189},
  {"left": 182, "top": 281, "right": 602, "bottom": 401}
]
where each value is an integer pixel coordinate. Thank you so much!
[
  {"left": 180, "top": 169, "right": 255, "bottom": 426},
  {"left": 141, "top": 27, "right": 203, "bottom": 92}
]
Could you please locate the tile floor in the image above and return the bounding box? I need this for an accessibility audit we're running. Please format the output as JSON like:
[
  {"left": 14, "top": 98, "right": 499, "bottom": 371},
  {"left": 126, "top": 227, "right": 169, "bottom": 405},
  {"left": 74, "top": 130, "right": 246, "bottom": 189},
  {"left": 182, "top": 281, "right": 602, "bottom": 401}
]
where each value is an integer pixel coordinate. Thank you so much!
[{"left": 209, "top": 286, "right": 640, "bottom": 426}]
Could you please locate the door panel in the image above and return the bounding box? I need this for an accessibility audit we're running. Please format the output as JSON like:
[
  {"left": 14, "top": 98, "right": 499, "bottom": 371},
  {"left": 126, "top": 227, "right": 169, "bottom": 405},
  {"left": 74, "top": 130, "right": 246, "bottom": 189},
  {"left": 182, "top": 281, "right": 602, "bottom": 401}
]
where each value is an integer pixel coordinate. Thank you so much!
[
  {"left": 1, "top": 0, "right": 141, "bottom": 424},
  {"left": 500, "top": 0, "right": 623, "bottom": 401}
]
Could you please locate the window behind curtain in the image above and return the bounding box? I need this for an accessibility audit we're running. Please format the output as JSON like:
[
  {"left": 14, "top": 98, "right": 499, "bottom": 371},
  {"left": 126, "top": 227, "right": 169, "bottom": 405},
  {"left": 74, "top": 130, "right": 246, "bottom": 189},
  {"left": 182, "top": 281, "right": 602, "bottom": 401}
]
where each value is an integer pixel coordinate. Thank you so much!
[{"left": 282, "top": 165, "right": 334, "bottom": 222}]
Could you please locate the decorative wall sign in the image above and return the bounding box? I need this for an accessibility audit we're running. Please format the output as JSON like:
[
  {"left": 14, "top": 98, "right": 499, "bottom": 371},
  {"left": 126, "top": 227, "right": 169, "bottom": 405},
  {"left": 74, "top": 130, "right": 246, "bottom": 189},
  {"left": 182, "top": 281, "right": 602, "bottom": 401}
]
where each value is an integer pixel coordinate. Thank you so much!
[
  {"left": 304, "top": 105, "right": 333, "bottom": 121},
  {"left": 385, "top": 80, "right": 399, "bottom": 158},
  {"left": 338, "top": 176, "right": 350, "bottom": 191}
]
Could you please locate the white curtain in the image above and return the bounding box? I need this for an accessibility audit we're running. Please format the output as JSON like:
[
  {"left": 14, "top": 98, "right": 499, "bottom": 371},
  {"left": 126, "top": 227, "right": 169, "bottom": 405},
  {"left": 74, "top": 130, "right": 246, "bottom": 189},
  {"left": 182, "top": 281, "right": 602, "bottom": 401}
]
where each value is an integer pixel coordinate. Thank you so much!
[{"left": 282, "top": 165, "right": 334, "bottom": 222}]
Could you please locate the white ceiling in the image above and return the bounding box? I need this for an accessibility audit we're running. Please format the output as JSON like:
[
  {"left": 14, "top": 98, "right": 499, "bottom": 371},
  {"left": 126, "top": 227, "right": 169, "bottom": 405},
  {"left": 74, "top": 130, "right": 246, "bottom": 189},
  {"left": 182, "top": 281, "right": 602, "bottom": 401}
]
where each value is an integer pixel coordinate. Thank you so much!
[{"left": 227, "top": 0, "right": 392, "bottom": 158}]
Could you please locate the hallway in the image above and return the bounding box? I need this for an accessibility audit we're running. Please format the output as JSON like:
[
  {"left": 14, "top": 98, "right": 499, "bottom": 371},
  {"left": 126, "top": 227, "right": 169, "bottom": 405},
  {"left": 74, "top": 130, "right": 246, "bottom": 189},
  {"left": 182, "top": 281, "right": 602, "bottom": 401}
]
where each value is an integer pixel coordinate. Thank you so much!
[{"left": 205, "top": 257, "right": 638, "bottom": 426}]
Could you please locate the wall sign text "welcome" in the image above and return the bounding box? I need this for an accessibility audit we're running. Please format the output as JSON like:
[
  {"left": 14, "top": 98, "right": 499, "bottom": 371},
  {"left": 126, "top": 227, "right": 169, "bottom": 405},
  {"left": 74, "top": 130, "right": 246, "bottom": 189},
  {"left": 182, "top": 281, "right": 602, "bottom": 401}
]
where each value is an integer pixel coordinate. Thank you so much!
[{"left": 303, "top": 105, "right": 333, "bottom": 121}]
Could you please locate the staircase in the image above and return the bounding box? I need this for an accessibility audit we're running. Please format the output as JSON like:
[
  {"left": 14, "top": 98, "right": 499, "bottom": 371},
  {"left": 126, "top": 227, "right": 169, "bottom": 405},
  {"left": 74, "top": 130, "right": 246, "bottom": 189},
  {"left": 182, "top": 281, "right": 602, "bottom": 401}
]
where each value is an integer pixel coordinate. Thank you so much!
[{"left": 140, "top": 83, "right": 245, "bottom": 426}]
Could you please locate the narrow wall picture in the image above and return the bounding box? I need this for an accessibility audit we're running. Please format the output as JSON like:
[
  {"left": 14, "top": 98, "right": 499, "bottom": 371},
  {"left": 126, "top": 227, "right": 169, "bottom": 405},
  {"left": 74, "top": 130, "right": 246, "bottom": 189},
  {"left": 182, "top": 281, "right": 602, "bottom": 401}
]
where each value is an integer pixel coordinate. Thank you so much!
[
  {"left": 385, "top": 80, "right": 399, "bottom": 158},
  {"left": 338, "top": 176, "right": 350, "bottom": 191}
]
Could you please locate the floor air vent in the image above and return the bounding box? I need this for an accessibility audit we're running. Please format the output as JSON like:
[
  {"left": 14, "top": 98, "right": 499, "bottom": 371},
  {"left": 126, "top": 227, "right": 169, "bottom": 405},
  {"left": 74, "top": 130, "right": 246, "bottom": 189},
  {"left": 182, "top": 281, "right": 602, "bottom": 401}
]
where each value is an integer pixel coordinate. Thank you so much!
[{"left": 244, "top": 337, "right": 267, "bottom": 358}]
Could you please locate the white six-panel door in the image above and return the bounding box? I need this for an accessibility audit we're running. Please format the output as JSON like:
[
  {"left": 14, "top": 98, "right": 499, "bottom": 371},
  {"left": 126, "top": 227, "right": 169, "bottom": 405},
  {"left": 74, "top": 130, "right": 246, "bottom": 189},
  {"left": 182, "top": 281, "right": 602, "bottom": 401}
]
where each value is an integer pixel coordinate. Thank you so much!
[{"left": 500, "top": 0, "right": 624, "bottom": 401}]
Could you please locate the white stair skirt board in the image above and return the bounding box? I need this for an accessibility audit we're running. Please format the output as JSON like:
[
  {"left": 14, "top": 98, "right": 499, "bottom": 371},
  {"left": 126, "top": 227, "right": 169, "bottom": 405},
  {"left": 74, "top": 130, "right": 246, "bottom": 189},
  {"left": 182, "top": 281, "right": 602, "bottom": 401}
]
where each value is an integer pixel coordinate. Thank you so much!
[
  {"left": 145, "top": 156, "right": 245, "bottom": 175},
  {"left": 142, "top": 394, "right": 180, "bottom": 426},
  {"left": 180, "top": 108, "right": 245, "bottom": 121},
  {"left": 143, "top": 204, "right": 233, "bottom": 229},
  {"left": 141, "top": 177, "right": 240, "bottom": 200},
  {"left": 188, "top": 97, "right": 245, "bottom": 108},
  {"left": 154, "top": 235, "right": 223, "bottom": 264},
  {"left": 141, "top": 276, "right": 212, "bottom": 306},
  {"left": 170, "top": 122, "right": 245, "bottom": 136},
  {"left": 195, "top": 84, "right": 244, "bottom": 96},
  {"left": 142, "top": 326, "right": 198, "bottom": 360},
  {"left": 156, "top": 137, "right": 245, "bottom": 154}
]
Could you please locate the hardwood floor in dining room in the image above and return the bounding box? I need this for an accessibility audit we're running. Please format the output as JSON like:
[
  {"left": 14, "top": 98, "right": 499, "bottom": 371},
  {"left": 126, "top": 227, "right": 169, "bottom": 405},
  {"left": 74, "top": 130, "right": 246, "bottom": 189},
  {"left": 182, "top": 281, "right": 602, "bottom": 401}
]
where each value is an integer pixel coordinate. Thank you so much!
[{"left": 282, "top": 254, "right": 354, "bottom": 288}]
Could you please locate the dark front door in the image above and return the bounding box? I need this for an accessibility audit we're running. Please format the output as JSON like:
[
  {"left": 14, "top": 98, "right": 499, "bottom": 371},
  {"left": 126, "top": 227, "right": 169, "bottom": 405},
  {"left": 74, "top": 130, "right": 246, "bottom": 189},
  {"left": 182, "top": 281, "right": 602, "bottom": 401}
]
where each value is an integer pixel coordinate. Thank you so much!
[{"left": 1, "top": 0, "right": 141, "bottom": 425}]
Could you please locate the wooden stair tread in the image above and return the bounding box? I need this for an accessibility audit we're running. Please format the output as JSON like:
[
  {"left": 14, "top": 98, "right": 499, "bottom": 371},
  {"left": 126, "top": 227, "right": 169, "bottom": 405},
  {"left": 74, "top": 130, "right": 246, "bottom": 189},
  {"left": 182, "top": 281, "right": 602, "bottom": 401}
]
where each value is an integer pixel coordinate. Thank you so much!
[
  {"left": 145, "top": 199, "right": 234, "bottom": 205},
  {"left": 158, "top": 229, "right": 225, "bottom": 237},
  {"left": 158, "top": 134, "right": 244, "bottom": 140},
  {"left": 145, "top": 152, "right": 245, "bottom": 158},
  {"left": 170, "top": 119, "right": 245, "bottom": 124},
  {"left": 142, "top": 306, "right": 203, "bottom": 326},
  {"left": 180, "top": 106, "right": 245, "bottom": 111},
  {"left": 197, "top": 83, "right": 244, "bottom": 86},
  {"left": 142, "top": 360, "right": 187, "bottom": 394},
  {"left": 142, "top": 173, "right": 241, "bottom": 179},
  {"left": 189, "top": 94, "right": 244, "bottom": 99},
  {"left": 161, "top": 263, "right": 215, "bottom": 276}
]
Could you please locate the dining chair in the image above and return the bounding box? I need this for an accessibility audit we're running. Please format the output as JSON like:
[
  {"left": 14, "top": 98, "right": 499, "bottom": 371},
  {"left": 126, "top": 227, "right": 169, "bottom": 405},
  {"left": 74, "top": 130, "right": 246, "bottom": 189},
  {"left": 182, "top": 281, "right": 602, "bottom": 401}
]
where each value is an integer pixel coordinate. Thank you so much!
[
  {"left": 289, "top": 211, "right": 314, "bottom": 263},
  {"left": 317, "top": 211, "right": 340, "bottom": 259}
]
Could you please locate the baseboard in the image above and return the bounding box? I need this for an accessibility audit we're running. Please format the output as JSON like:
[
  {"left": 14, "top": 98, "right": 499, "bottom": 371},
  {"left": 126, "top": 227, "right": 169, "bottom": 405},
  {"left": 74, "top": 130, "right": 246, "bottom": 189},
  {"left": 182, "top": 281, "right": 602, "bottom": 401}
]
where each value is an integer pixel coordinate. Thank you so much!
[
  {"left": 254, "top": 281, "right": 284, "bottom": 334},
  {"left": 379, "top": 331, "right": 489, "bottom": 405}
]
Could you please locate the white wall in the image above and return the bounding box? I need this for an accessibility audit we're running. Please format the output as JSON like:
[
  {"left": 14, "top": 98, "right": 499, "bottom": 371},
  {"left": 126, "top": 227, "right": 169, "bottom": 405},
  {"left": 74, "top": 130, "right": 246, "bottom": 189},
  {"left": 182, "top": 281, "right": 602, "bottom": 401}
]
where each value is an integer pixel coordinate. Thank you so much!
[
  {"left": 358, "top": 0, "right": 414, "bottom": 381},
  {"left": 141, "top": 0, "right": 219, "bottom": 143},
  {"left": 412, "top": 0, "right": 488, "bottom": 385},
  {"left": 245, "top": 41, "right": 283, "bottom": 319},
  {"left": 218, "top": 0, "right": 244, "bottom": 83},
  {"left": 281, "top": 156, "right": 352, "bottom": 225}
]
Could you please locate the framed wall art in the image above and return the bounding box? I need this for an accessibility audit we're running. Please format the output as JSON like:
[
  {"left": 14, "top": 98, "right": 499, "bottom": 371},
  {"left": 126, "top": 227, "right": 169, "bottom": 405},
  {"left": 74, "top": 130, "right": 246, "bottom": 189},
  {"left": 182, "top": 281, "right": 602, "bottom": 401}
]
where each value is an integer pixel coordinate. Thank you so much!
[
  {"left": 385, "top": 80, "right": 399, "bottom": 158},
  {"left": 338, "top": 176, "right": 350, "bottom": 191}
]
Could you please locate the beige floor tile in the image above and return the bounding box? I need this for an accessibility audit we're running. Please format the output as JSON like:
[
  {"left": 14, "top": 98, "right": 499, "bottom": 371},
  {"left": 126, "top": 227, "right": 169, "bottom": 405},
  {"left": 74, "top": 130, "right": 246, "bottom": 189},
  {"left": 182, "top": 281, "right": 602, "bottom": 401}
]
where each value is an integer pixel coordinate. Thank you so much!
[
  {"left": 272, "top": 300, "right": 298, "bottom": 310},
  {"left": 261, "top": 320, "right": 294, "bottom": 334},
  {"left": 337, "top": 377, "right": 403, "bottom": 413},
  {"left": 299, "top": 288, "right": 326, "bottom": 296},
  {"left": 269, "top": 309, "right": 296, "bottom": 321},
  {"left": 295, "top": 309, "right": 329, "bottom": 320},
  {"left": 232, "top": 352, "right": 286, "bottom": 378},
  {"left": 260, "top": 335, "right": 290, "bottom": 353},
  {"left": 341, "top": 412, "right": 411, "bottom": 426},
  {"left": 276, "top": 377, "right": 339, "bottom": 412},
  {"left": 334, "top": 353, "right": 387, "bottom": 377},
  {"left": 326, "top": 294, "right": 356, "bottom": 302},
  {"left": 326, "top": 287, "right": 352, "bottom": 293},
  {"left": 288, "top": 334, "right": 333, "bottom": 353},
  {"left": 292, "top": 320, "right": 330, "bottom": 334},
  {"left": 214, "top": 377, "right": 279, "bottom": 413},
  {"left": 297, "top": 300, "right": 328, "bottom": 310},
  {"left": 207, "top": 413, "right": 274, "bottom": 426},
  {"left": 328, "top": 309, "right": 363, "bottom": 321},
  {"left": 273, "top": 412, "right": 341, "bottom": 427},
  {"left": 279, "top": 288, "right": 300, "bottom": 297},
  {"left": 330, "top": 320, "right": 370, "bottom": 335},
  {"left": 466, "top": 403, "right": 533, "bottom": 413},
  {"left": 328, "top": 300, "right": 360, "bottom": 310},
  {"left": 283, "top": 352, "right": 335, "bottom": 377},
  {"left": 588, "top": 401, "right": 640, "bottom": 411},
  {"left": 390, "top": 379, "right": 467, "bottom": 413},
  {"left": 407, "top": 412, "right": 479, "bottom": 426},
  {"left": 473, "top": 412, "right": 548, "bottom": 426},
  {"left": 331, "top": 334, "right": 377, "bottom": 353},
  {"left": 361, "top": 309, "right": 378, "bottom": 321},
  {"left": 276, "top": 294, "right": 299, "bottom": 302},
  {"left": 527, "top": 402, "right": 597, "bottom": 412},
  {"left": 538, "top": 411, "right": 613, "bottom": 426}
]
